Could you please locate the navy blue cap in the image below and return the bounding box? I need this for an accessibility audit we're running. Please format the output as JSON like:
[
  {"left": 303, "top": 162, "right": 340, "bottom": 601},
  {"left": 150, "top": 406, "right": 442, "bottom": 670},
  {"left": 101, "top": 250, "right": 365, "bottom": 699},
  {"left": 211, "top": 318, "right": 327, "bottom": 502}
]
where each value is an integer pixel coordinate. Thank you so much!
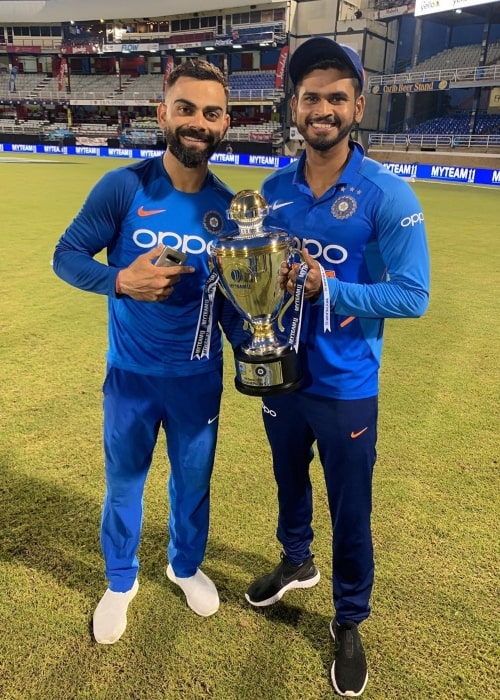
[{"left": 289, "top": 37, "right": 365, "bottom": 91}]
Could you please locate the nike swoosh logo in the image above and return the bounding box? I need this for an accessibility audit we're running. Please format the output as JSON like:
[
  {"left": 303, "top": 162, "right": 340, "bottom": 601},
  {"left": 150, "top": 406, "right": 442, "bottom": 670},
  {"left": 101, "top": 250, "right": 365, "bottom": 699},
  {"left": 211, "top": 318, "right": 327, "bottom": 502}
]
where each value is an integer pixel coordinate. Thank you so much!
[
  {"left": 208, "top": 415, "right": 219, "bottom": 425},
  {"left": 270, "top": 201, "right": 294, "bottom": 211},
  {"left": 280, "top": 568, "right": 307, "bottom": 585},
  {"left": 138, "top": 206, "right": 167, "bottom": 217},
  {"left": 351, "top": 427, "right": 368, "bottom": 439}
]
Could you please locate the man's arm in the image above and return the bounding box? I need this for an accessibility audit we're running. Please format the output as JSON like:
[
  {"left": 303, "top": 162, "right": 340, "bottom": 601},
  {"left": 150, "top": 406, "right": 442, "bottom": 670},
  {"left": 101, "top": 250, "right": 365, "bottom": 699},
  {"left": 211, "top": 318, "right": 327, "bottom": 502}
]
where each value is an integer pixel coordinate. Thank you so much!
[
  {"left": 52, "top": 170, "right": 131, "bottom": 297},
  {"left": 53, "top": 169, "right": 194, "bottom": 302},
  {"left": 286, "top": 183, "right": 430, "bottom": 319}
]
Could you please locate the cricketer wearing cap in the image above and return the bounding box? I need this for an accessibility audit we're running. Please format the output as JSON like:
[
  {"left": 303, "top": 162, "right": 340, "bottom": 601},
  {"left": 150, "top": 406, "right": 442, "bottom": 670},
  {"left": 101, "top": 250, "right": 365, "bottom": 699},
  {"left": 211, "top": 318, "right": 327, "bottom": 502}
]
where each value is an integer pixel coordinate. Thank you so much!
[{"left": 244, "top": 37, "right": 430, "bottom": 698}]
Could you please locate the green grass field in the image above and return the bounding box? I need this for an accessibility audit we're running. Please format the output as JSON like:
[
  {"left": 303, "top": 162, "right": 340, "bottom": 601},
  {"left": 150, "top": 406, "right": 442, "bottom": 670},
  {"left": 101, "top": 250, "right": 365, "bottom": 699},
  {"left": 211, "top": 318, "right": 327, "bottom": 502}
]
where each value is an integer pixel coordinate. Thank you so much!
[{"left": 0, "top": 155, "right": 498, "bottom": 700}]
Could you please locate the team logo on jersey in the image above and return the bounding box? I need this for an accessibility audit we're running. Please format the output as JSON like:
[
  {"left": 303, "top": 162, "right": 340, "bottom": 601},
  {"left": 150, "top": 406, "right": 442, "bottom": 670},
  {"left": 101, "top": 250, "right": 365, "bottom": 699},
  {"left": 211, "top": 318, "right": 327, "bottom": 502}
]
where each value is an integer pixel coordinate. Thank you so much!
[
  {"left": 331, "top": 195, "right": 357, "bottom": 220},
  {"left": 203, "top": 210, "right": 224, "bottom": 234}
]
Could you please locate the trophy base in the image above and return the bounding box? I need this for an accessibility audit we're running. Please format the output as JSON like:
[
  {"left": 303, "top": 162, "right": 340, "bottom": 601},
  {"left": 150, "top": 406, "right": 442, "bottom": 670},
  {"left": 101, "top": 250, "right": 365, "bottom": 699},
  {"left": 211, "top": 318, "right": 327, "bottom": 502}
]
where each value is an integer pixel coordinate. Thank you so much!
[{"left": 234, "top": 345, "right": 302, "bottom": 396}]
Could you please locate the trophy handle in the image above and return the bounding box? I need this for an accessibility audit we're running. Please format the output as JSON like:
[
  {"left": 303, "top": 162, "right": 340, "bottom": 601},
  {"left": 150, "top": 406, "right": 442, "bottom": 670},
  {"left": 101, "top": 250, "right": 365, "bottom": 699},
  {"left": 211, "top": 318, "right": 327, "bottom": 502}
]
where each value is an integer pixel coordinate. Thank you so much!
[{"left": 277, "top": 248, "right": 306, "bottom": 333}]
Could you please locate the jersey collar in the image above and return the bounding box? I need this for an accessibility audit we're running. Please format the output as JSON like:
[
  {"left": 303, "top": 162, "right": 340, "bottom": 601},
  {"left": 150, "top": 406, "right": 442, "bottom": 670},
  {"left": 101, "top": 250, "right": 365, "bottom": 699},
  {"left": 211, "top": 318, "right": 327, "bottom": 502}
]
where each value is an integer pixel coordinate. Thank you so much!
[{"left": 294, "top": 140, "right": 365, "bottom": 195}]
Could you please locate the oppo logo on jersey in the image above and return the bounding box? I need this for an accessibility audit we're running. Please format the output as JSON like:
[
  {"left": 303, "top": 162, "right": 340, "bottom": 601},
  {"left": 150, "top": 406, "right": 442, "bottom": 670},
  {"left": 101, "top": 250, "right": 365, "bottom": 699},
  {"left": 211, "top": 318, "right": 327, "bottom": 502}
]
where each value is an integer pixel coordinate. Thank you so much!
[
  {"left": 133, "top": 229, "right": 213, "bottom": 254},
  {"left": 400, "top": 212, "right": 424, "bottom": 227},
  {"left": 132, "top": 229, "right": 348, "bottom": 263},
  {"left": 292, "top": 236, "right": 348, "bottom": 264}
]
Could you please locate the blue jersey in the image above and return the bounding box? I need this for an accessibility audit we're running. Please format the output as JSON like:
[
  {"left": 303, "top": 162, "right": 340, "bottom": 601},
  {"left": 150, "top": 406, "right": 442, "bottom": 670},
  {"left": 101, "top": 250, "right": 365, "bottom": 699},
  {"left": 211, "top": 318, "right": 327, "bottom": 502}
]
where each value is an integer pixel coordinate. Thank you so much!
[
  {"left": 262, "top": 142, "right": 430, "bottom": 399},
  {"left": 53, "top": 156, "right": 242, "bottom": 377}
]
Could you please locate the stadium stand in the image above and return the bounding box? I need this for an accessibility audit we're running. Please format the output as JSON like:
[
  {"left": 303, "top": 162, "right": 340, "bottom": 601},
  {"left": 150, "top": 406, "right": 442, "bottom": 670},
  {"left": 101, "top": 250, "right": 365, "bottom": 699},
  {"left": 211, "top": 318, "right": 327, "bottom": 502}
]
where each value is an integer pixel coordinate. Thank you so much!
[
  {"left": 0, "top": 2, "right": 498, "bottom": 162},
  {"left": 413, "top": 42, "right": 500, "bottom": 73},
  {"left": 409, "top": 114, "right": 500, "bottom": 135}
]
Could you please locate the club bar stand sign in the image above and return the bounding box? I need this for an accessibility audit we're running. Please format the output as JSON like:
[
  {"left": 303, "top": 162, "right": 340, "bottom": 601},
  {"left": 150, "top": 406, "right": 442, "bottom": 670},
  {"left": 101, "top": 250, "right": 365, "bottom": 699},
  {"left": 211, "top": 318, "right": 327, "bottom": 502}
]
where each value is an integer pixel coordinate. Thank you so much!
[{"left": 211, "top": 190, "right": 304, "bottom": 396}]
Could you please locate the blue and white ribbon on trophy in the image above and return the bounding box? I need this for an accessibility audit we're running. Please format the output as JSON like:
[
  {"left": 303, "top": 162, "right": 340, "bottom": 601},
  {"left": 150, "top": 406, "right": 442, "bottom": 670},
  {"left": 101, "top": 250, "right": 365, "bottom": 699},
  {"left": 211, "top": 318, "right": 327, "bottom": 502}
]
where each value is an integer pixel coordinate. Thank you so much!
[
  {"left": 191, "top": 268, "right": 219, "bottom": 360},
  {"left": 192, "top": 257, "right": 331, "bottom": 361},
  {"left": 319, "top": 263, "right": 331, "bottom": 333},
  {"left": 286, "top": 261, "right": 308, "bottom": 352},
  {"left": 279, "top": 259, "right": 331, "bottom": 350}
]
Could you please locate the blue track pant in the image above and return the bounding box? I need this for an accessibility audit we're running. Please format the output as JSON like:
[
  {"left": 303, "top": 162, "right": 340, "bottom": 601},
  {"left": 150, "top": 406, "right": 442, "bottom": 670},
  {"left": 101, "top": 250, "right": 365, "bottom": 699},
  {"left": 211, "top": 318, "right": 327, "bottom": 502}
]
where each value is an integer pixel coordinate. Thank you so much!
[
  {"left": 262, "top": 392, "right": 378, "bottom": 624},
  {"left": 101, "top": 366, "right": 223, "bottom": 592}
]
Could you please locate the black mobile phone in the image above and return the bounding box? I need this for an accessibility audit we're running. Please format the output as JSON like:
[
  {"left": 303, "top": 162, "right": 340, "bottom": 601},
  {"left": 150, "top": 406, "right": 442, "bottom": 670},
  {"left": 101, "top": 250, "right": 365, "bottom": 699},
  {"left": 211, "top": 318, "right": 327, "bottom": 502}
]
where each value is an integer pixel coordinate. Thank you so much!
[{"left": 155, "top": 246, "right": 188, "bottom": 267}]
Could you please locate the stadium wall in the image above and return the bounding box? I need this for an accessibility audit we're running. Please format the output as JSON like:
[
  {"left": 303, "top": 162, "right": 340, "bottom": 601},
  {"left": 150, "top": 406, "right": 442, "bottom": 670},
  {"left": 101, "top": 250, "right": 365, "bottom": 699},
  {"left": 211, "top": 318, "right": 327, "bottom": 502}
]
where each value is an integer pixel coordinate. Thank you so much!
[{"left": 2, "top": 142, "right": 498, "bottom": 187}]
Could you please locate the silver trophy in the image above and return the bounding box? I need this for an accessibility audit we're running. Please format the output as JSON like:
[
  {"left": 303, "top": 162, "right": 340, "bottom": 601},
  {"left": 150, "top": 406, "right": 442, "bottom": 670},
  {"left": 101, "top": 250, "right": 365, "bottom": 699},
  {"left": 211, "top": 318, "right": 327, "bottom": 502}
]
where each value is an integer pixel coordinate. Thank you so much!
[{"left": 211, "top": 190, "right": 305, "bottom": 396}]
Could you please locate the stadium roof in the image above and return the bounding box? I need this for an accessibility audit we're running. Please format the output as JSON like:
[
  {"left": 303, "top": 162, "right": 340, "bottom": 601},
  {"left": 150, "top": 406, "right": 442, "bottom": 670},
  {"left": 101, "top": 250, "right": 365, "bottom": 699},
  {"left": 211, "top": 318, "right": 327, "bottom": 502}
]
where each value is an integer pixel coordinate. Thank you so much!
[
  {"left": 2, "top": 0, "right": 498, "bottom": 26},
  {"left": 0, "top": 0, "right": 275, "bottom": 23}
]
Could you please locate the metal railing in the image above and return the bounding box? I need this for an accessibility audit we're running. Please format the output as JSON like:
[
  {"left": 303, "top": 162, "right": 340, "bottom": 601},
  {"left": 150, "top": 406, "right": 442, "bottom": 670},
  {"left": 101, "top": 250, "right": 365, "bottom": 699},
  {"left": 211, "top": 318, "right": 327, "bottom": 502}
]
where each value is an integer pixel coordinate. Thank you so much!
[
  {"left": 0, "top": 121, "right": 285, "bottom": 142},
  {"left": 228, "top": 88, "right": 282, "bottom": 101},
  {"left": 0, "top": 122, "right": 42, "bottom": 133},
  {"left": 0, "top": 87, "right": 283, "bottom": 104},
  {"left": 0, "top": 122, "right": 117, "bottom": 135},
  {"left": 368, "top": 133, "right": 500, "bottom": 149},
  {"left": 368, "top": 63, "right": 500, "bottom": 89}
]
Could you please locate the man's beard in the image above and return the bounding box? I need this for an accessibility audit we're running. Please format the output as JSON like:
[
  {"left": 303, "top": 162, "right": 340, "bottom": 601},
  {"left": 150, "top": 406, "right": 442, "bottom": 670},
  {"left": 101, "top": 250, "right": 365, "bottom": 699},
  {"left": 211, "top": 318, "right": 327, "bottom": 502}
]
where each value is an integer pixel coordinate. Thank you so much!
[
  {"left": 296, "top": 116, "right": 357, "bottom": 152},
  {"left": 165, "top": 126, "right": 219, "bottom": 168}
]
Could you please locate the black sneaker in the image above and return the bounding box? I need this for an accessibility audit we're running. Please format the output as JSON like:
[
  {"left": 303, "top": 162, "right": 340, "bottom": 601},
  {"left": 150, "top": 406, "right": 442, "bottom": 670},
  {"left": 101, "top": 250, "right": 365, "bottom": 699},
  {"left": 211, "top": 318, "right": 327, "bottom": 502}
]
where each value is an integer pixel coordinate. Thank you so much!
[
  {"left": 245, "top": 553, "right": 320, "bottom": 607},
  {"left": 330, "top": 618, "right": 368, "bottom": 697}
]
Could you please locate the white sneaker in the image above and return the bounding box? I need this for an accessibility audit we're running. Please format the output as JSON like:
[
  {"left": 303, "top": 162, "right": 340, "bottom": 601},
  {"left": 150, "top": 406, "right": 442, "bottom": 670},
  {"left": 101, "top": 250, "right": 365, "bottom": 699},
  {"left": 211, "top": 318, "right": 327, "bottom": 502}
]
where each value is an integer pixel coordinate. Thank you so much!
[
  {"left": 92, "top": 579, "right": 139, "bottom": 644},
  {"left": 166, "top": 564, "right": 219, "bottom": 617}
]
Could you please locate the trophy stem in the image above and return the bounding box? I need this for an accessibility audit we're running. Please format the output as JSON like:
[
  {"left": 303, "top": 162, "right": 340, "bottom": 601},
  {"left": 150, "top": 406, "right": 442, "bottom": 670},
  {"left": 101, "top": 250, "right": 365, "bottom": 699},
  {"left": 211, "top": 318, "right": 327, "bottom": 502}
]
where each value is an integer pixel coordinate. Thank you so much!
[{"left": 244, "top": 321, "right": 283, "bottom": 355}]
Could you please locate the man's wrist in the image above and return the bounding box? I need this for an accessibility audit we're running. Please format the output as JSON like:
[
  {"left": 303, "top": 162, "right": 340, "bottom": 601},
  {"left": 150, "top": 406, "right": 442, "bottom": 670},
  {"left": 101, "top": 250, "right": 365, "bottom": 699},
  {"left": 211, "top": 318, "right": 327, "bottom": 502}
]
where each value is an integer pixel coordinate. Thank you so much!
[{"left": 115, "top": 270, "right": 123, "bottom": 296}]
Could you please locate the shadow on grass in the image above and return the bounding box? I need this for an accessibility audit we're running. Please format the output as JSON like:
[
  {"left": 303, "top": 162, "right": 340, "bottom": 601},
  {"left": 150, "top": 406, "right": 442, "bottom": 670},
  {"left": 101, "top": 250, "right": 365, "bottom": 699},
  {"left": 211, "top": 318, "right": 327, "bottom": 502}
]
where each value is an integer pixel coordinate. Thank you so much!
[
  {"left": 1, "top": 449, "right": 337, "bottom": 699},
  {"left": 243, "top": 600, "right": 332, "bottom": 660},
  {"left": 197, "top": 537, "right": 334, "bottom": 666},
  {"left": 0, "top": 450, "right": 102, "bottom": 593},
  {"left": 0, "top": 450, "right": 332, "bottom": 652},
  {"left": 0, "top": 450, "right": 289, "bottom": 598}
]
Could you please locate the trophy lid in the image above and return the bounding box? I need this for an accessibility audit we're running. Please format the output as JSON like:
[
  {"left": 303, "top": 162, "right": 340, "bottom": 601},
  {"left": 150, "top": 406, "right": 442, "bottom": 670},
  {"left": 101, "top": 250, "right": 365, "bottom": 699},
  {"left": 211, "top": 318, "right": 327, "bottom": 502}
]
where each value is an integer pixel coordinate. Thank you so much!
[{"left": 228, "top": 190, "right": 269, "bottom": 234}]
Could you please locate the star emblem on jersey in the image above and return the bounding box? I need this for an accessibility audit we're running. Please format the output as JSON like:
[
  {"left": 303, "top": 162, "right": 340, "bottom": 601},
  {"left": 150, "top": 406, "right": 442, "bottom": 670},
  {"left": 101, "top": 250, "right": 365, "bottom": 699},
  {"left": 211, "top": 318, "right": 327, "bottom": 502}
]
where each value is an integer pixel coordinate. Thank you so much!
[
  {"left": 203, "top": 211, "right": 224, "bottom": 234},
  {"left": 331, "top": 195, "right": 357, "bottom": 220}
]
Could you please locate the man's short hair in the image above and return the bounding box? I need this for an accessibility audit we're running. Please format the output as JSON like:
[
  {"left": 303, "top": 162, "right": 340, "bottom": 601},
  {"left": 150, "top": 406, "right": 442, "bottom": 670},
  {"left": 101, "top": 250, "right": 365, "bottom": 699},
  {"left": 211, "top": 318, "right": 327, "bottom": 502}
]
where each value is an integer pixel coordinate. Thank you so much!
[{"left": 165, "top": 61, "right": 229, "bottom": 103}]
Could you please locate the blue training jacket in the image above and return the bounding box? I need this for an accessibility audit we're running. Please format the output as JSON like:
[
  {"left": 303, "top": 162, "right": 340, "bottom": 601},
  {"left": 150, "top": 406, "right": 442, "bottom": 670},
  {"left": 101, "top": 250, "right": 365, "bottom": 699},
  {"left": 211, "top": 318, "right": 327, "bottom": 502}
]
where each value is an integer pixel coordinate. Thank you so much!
[
  {"left": 262, "top": 141, "right": 430, "bottom": 399},
  {"left": 53, "top": 155, "right": 244, "bottom": 378}
]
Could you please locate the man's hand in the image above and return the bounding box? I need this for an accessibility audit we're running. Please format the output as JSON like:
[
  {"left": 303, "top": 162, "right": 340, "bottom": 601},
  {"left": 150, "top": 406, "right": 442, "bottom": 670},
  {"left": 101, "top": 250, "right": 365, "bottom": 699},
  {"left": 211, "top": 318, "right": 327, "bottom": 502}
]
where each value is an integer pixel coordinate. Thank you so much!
[
  {"left": 117, "top": 245, "right": 195, "bottom": 302},
  {"left": 282, "top": 247, "right": 323, "bottom": 301}
]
